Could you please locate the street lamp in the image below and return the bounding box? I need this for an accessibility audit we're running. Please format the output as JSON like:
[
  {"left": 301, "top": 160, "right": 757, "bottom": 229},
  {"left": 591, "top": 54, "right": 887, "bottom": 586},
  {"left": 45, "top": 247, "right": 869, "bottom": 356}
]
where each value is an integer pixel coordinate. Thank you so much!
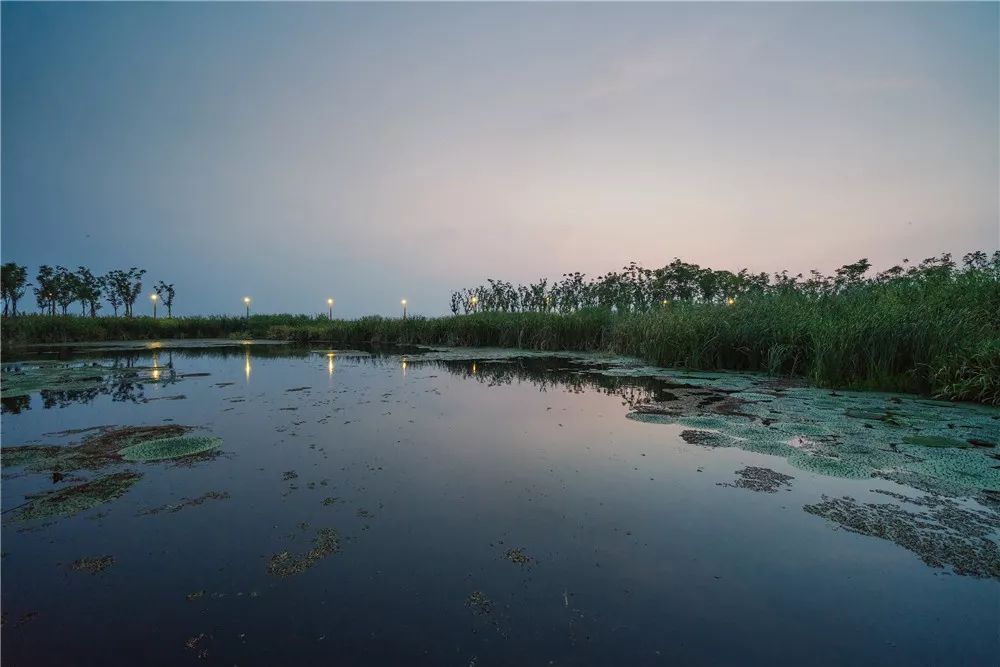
[
  {"left": 327, "top": 298, "right": 334, "bottom": 320},
  {"left": 726, "top": 296, "right": 736, "bottom": 307},
  {"left": 470, "top": 295, "right": 478, "bottom": 313},
  {"left": 401, "top": 299, "right": 407, "bottom": 319},
  {"left": 151, "top": 293, "right": 158, "bottom": 319},
  {"left": 243, "top": 296, "right": 251, "bottom": 318}
]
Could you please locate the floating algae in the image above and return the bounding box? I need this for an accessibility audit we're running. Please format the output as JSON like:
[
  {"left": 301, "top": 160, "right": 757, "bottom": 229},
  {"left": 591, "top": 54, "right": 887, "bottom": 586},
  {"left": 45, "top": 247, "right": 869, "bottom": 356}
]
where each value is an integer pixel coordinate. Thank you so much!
[
  {"left": 902, "top": 435, "right": 971, "bottom": 449},
  {"left": 71, "top": 555, "right": 115, "bottom": 574},
  {"left": 119, "top": 436, "right": 221, "bottom": 462},
  {"left": 804, "top": 494, "right": 1000, "bottom": 580},
  {"left": 718, "top": 467, "right": 794, "bottom": 493},
  {"left": 679, "top": 429, "right": 734, "bottom": 448},
  {"left": 626, "top": 376, "right": 1000, "bottom": 498},
  {"left": 503, "top": 547, "right": 533, "bottom": 565},
  {"left": 137, "top": 491, "right": 230, "bottom": 516},
  {"left": 9, "top": 472, "right": 142, "bottom": 522},
  {"left": 2, "top": 425, "right": 222, "bottom": 471},
  {"left": 267, "top": 527, "right": 340, "bottom": 577}
]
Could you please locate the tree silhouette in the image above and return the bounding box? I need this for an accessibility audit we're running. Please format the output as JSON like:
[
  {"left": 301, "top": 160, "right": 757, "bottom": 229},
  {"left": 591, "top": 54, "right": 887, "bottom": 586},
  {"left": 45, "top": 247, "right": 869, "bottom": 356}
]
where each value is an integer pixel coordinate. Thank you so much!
[
  {"left": 1, "top": 262, "right": 29, "bottom": 317},
  {"left": 155, "top": 281, "right": 176, "bottom": 317}
]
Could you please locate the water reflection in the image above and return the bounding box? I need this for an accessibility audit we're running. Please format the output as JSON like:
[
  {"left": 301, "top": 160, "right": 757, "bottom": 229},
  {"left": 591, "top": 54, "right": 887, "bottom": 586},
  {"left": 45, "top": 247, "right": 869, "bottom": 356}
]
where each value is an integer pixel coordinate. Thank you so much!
[{"left": 244, "top": 347, "right": 252, "bottom": 383}]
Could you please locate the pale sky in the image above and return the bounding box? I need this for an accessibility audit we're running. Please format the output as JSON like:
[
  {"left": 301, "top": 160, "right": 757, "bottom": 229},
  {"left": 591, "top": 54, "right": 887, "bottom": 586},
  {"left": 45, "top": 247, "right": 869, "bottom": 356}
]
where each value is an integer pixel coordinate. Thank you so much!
[{"left": 2, "top": 2, "right": 998, "bottom": 316}]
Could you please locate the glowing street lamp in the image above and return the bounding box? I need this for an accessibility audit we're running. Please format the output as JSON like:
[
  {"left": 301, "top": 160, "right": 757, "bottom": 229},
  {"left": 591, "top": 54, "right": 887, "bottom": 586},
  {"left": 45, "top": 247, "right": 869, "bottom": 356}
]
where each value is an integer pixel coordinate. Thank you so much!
[
  {"left": 327, "top": 298, "right": 334, "bottom": 320},
  {"left": 401, "top": 299, "right": 407, "bottom": 319},
  {"left": 243, "top": 296, "right": 251, "bottom": 318},
  {"left": 661, "top": 299, "right": 669, "bottom": 308},
  {"left": 470, "top": 295, "right": 479, "bottom": 312},
  {"left": 726, "top": 296, "right": 736, "bottom": 307},
  {"left": 150, "top": 293, "right": 158, "bottom": 319}
]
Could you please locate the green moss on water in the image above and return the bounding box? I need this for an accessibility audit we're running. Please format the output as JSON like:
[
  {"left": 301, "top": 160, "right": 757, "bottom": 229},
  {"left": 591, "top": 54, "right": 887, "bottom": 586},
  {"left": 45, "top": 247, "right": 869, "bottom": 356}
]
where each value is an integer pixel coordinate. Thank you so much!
[{"left": 119, "top": 436, "right": 222, "bottom": 462}]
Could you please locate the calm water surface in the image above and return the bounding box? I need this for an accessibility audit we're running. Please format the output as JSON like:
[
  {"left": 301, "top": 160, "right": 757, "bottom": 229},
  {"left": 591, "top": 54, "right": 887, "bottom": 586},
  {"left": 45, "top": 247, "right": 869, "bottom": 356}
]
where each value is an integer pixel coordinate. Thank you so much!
[{"left": 2, "top": 343, "right": 998, "bottom": 666}]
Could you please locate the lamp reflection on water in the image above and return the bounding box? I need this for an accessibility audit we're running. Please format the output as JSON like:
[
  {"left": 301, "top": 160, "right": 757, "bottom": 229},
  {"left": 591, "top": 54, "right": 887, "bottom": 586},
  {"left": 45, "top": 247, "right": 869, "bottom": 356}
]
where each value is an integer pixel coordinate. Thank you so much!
[
  {"left": 327, "top": 352, "right": 335, "bottom": 378},
  {"left": 244, "top": 348, "right": 252, "bottom": 383},
  {"left": 401, "top": 357, "right": 408, "bottom": 378},
  {"left": 151, "top": 350, "right": 161, "bottom": 382}
]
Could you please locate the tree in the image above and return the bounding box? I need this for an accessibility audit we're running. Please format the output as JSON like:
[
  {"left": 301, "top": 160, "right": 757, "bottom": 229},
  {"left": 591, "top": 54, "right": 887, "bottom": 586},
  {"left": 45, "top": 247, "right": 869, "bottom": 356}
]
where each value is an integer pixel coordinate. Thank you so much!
[
  {"left": 105, "top": 268, "right": 146, "bottom": 317},
  {"left": 76, "top": 267, "right": 103, "bottom": 317},
  {"left": 154, "top": 281, "right": 176, "bottom": 317},
  {"left": 34, "top": 265, "right": 58, "bottom": 315},
  {"left": 1, "top": 262, "right": 29, "bottom": 317},
  {"left": 52, "top": 266, "right": 82, "bottom": 315}
]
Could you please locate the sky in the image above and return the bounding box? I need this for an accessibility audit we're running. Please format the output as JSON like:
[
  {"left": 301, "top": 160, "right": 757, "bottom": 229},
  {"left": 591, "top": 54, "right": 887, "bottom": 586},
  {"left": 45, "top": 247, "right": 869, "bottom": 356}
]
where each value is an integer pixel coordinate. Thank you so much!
[{"left": 2, "top": 2, "right": 998, "bottom": 317}]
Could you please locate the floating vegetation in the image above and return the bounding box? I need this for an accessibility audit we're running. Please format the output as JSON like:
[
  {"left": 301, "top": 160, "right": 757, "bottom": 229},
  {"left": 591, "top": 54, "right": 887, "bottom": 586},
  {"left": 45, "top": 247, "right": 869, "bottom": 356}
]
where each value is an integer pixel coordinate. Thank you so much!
[
  {"left": 71, "top": 555, "right": 115, "bottom": 574},
  {"left": 9, "top": 472, "right": 142, "bottom": 522},
  {"left": 137, "top": 491, "right": 230, "bottom": 516},
  {"left": 267, "top": 527, "right": 340, "bottom": 577},
  {"left": 466, "top": 590, "right": 507, "bottom": 637},
  {"left": 503, "top": 547, "right": 533, "bottom": 565},
  {"left": 119, "top": 436, "right": 221, "bottom": 462},
  {"left": 282, "top": 471, "right": 298, "bottom": 481},
  {"left": 902, "top": 435, "right": 971, "bottom": 449},
  {"left": 804, "top": 494, "right": 1000, "bottom": 580},
  {"left": 679, "top": 429, "right": 733, "bottom": 448},
  {"left": 1, "top": 425, "right": 222, "bottom": 472},
  {"left": 718, "top": 467, "right": 794, "bottom": 493},
  {"left": 625, "top": 372, "right": 1000, "bottom": 498}
]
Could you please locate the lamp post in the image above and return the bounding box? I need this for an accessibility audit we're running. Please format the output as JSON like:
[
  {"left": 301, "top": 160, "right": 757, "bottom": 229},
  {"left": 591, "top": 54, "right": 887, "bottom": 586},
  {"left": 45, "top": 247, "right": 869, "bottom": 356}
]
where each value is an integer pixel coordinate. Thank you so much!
[
  {"left": 244, "top": 296, "right": 251, "bottom": 319},
  {"left": 327, "top": 298, "right": 334, "bottom": 320},
  {"left": 401, "top": 299, "right": 407, "bottom": 320},
  {"left": 151, "top": 293, "right": 158, "bottom": 319},
  {"left": 470, "top": 295, "right": 478, "bottom": 313}
]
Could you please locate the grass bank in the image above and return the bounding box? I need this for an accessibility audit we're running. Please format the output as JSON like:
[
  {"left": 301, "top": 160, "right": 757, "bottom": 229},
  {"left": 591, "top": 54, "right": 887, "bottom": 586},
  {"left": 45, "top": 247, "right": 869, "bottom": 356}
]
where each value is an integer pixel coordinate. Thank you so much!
[{"left": 3, "top": 271, "right": 998, "bottom": 405}]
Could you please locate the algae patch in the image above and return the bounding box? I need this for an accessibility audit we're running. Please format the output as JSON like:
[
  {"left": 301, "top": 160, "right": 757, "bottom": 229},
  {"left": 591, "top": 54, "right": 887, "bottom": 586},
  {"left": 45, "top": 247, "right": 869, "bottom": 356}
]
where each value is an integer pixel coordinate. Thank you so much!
[
  {"left": 9, "top": 472, "right": 142, "bottom": 522},
  {"left": 626, "top": 375, "right": 1000, "bottom": 498},
  {"left": 804, "top": 493, "right": 1000, "bottom": 580},
  {"left": 718, "top": 467, "right": 794, "bottom": 493},
  {"left": 71, "top": 555, "right": 115, "bottom": 574},
  {"left": 267, "top": 527, "right": 341, "bottom": 577},
  {"left": 119, "top": 436, "right": 221, "bottom": 462},
  {"left": 2, "top": 425, "right": 223, "bottom": 472}
]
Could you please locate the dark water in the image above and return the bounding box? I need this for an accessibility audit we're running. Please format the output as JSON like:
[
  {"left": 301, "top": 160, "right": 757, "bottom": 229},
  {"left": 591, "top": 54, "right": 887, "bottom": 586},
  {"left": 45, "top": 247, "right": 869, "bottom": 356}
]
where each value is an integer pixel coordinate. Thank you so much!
[{"left": 2, "top": 343, "right": 998, "bottom": 666}]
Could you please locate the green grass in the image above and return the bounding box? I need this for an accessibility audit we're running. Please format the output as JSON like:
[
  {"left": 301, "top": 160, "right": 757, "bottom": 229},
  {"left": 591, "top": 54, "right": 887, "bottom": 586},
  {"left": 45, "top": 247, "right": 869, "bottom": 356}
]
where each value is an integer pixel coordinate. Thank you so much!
[{"left": 3, "top": 272, "right": 998, "bottom": 404}]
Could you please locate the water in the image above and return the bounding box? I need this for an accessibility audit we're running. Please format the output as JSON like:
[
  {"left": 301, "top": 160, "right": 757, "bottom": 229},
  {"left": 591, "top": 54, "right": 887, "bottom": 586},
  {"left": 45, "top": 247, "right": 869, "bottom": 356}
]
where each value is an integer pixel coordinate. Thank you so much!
[{"left": 2, "top": 342, "right": 998, "bottom": 665}]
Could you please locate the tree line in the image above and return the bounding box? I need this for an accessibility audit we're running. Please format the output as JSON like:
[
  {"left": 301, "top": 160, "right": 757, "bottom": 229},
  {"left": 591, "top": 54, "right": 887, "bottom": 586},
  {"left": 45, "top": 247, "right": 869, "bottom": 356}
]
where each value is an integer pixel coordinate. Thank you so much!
[
  {"left": 449, "top": 251, "right": 1000, "bottom": 314},
  {"left": 1, "top": 263, "right": 176, "bottom": 318}
]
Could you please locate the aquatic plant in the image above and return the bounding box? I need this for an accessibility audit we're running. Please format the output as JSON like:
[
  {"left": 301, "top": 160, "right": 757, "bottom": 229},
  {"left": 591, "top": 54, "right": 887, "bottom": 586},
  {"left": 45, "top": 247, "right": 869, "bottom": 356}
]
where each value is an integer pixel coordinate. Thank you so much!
[
  {"left": 267, "top": 527, "right": 340, "bottom": 577},
  {"left": 118, "top": 436, "right": 221, "bottom": 462},
  {"left": 71, "top": 556, "right": 115, "bottom": 574},
  {"left": 10, "top": 472, "right": 142, "bottom": 522},
  {"left": 1, "top": 425, "right": 219, "bottom": 472},
  {"left": 805, "top": 493, "right": 1000, "bottom": 580}
]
